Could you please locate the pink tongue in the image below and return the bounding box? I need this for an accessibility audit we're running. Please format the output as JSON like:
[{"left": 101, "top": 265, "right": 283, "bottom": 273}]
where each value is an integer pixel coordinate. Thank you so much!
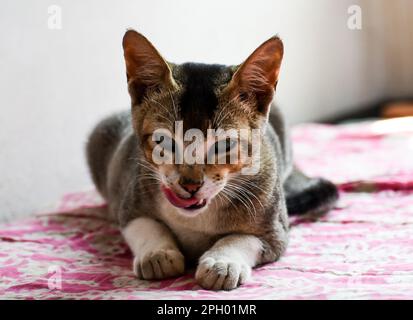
[{"left": 162, "top": 187, "right": 199, "bottom": 208}]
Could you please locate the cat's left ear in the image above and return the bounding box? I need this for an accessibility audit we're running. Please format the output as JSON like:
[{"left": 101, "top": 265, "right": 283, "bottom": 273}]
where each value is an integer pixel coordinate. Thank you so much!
[{"left": 228, "top": 36, "right": 284, "bottom": 115}]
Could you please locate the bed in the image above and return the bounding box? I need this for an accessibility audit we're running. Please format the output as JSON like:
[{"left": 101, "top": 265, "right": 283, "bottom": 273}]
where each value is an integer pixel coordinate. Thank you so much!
[{"left": 1, "top": 119, "right": 413, "bottom": 299}]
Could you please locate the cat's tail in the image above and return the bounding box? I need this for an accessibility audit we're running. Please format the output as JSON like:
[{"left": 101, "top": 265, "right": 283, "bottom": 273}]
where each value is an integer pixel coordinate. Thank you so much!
[{"left": 283, "top": 167, "right": 339, "bottom": 216}]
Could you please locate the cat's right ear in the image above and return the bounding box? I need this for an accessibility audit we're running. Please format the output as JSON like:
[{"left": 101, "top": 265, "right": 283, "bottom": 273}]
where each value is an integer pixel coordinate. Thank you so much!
[{"left": 122, "top": 30, "right": 175, "bottom": 104}]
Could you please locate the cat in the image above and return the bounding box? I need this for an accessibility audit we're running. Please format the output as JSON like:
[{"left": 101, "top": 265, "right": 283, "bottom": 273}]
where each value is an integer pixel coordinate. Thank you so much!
[{"left": 86, "top": 30, "right": 338, "bottom": 290}]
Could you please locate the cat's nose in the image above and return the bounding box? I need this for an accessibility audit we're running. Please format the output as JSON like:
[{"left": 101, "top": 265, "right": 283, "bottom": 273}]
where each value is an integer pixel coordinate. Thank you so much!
[{"left": 179, "top": 178, "right": 204, "bottom": 195}]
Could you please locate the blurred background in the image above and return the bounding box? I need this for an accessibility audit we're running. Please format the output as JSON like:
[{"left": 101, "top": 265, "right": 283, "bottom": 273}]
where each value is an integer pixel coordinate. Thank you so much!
[{"left": 0, "top": 0, "right": 412, "bottom": 221}]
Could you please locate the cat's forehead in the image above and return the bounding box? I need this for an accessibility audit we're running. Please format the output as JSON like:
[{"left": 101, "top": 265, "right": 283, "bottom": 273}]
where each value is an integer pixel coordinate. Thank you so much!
[
  {"left": 172, "top": 63, "right": 233, "bottom": 132},
  {"left": 173, "top": 62, "right": 233, "bottom": 86}
]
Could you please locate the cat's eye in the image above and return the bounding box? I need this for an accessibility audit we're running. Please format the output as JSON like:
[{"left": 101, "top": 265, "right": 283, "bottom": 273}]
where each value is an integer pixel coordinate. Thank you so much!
[
  {"left": 212, "top": 138, "right": 237, "bottom": 155},
  {"left": 152, "top": 134, "right": 176, "bottom": 153}
]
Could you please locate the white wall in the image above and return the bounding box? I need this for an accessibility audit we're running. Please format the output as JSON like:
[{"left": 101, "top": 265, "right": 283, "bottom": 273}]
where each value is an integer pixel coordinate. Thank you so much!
[{"left": 0, "top": 0, "right": 412, "bottom": 221}]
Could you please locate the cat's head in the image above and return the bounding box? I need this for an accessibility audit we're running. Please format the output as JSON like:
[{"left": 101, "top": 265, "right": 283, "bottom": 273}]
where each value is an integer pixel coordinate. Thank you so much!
[{"left": 123, "top": 30, "right": 283, "bottom": 215}]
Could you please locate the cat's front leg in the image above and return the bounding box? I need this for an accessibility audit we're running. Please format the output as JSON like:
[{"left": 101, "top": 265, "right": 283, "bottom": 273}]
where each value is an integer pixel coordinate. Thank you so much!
[
  {"left": 122, "top": 217, "right": 185, "bottom": 280},
  {"left": 195, "top": 234, "right": 266, "bottom": 291}
]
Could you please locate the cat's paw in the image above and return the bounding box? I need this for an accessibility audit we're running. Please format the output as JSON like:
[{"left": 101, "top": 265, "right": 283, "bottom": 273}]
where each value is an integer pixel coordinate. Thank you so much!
[
  {"left": 195, "top": 256, "right": 251, "bottom": 290},
  {"left": 133, "top": 248, "right": 185, "bottom": 280}
]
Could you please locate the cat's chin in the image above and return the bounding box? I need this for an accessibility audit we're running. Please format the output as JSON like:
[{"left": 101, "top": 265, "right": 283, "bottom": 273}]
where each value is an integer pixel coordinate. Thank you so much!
[
  {"left": 162, "top": 186, "right": 209, "bottom": 215},
  {"left": 174, "top": 199, "right": 210, "bottom": 216},
  {"left": 178, "top": 201, "right": 209, "bottom": 216}
]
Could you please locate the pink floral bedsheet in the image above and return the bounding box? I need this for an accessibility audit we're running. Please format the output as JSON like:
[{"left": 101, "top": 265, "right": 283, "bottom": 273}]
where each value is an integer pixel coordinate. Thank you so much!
[{"left": 1, "top": 119, "right": 413, "bottom": 299}]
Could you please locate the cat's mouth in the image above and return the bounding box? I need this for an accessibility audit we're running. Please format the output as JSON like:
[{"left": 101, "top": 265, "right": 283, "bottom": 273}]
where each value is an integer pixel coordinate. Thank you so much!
[{"left": 162, "top": 187, "right": 207, "bottom": 212}]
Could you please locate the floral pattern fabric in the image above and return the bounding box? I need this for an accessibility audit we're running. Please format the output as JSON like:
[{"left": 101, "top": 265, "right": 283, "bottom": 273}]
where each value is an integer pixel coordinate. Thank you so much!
[{"left": 1, "top": 120, "right": 413, "bottom": 299}]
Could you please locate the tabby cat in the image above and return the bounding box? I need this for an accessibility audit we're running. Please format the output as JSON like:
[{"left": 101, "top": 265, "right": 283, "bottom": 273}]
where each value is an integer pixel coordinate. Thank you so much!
[{"left": 86, "top": 30, "right": 338, "bottom": 290}]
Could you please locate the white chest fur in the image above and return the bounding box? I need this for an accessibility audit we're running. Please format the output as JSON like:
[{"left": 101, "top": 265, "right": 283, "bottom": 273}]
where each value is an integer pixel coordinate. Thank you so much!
[{"left": 157, "top": 199, "right": 221, "bottom": 259}]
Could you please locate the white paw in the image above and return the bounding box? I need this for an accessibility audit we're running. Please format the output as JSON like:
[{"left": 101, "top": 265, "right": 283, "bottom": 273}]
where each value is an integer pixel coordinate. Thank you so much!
[
  {"left": 133, "top": 248, "right": 185, "bottom": 280},
  {"left": 195, "top": 256, "right": 251, "bottom": 290}
]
